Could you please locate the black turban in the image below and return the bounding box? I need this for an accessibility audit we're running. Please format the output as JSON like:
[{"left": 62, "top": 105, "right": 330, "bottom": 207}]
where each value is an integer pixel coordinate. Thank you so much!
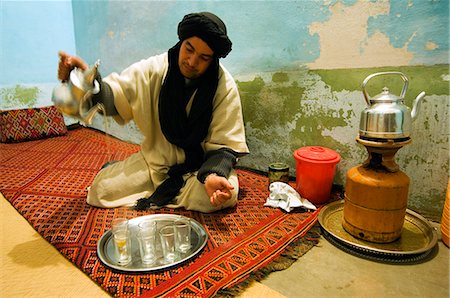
[{"left": 178, "top": 12, "right": 232, "bottom": 58}]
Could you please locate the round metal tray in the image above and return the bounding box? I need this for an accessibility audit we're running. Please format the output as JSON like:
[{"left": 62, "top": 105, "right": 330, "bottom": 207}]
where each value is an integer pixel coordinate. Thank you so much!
[
  {"left": 97, "top": 214, "right": 208, "bottom": 272},
  {"left": 318, "top": 200, "right": 438, "bottom": 263}
]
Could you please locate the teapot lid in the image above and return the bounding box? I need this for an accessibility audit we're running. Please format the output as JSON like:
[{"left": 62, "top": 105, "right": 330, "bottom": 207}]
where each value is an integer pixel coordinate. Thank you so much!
[{"left": 370, "top": 87, "right": 403, "bottom": 103}]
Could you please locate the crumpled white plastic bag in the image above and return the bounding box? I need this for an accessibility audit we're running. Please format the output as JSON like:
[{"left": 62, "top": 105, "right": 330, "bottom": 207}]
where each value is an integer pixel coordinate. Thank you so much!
[{"left": 264, "top": 182, "right": 317, "bottom": 212}]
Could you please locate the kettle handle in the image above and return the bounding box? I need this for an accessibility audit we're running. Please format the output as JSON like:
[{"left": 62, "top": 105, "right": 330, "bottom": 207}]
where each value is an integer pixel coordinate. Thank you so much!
[{"left": 362, "top": 71, "right": 409, "bottom": 105}]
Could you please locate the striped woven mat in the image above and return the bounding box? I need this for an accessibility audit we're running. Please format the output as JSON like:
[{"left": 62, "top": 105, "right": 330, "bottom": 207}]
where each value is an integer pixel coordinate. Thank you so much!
[{"left": 0, "top": 127, "right": 322, "bottom": 297}]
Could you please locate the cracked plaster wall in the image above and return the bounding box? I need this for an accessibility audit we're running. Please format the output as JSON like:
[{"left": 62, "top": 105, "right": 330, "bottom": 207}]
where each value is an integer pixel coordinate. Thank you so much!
[{"left": 236, "top": 66, "right": 448, "bottom": 220}]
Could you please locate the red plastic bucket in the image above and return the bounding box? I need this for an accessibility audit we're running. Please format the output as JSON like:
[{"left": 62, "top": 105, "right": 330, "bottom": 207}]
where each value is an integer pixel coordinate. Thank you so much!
[{"left": 293, "top": 146, "right": 341, "bottom": 204}]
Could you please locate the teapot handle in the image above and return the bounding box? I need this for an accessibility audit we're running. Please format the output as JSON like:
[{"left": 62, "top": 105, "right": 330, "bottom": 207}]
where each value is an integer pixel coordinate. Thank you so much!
[{"left": 361, "top": 71, "right": 409, "bottom": 105}]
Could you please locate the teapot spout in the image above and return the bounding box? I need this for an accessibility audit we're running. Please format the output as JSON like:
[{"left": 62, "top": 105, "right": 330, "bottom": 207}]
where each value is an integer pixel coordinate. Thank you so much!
[
  {"left": 411, "top": 91, "right": 426, "bottom": 121},
  {"left": 79, "top": 102, "right": 105, "bottom": 125},
  {"left": 84, "top": 60, "right": 100, "bottom": 86}
]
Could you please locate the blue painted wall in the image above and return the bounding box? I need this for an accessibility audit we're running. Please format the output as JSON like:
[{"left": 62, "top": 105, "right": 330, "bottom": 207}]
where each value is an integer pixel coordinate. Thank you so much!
[
  {"left": 72, "top": 0, "right": 448, "bottom": 76},
  {"left": 2, "top": 1, "right": 447, "bottom": 85},
  {"left": 1, "top": 0, "right": 76, "bottom": 85}
]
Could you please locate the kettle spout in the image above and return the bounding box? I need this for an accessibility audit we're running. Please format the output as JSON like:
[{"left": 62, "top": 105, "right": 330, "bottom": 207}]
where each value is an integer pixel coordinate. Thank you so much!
[{"left": 411, "top": 91, "right": 426, "bottom": 121}]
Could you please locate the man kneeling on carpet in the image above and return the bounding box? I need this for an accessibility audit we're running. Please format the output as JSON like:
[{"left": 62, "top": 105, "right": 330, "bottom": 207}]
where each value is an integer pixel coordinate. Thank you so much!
[{"left": 57, "top": 12, "right": 249, "bottom": 213}]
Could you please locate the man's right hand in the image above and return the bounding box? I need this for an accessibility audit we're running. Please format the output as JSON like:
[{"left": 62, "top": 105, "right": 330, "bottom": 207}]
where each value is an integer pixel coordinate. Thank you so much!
[
  {"left": 204, "top": 174, "right": 235, "bottom": 207},
  {"left": 58, "top": 51, "right": 88, "bottom": 82}
]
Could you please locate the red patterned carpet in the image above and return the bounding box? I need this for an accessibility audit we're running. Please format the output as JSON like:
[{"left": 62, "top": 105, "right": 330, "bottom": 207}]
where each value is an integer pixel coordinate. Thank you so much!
[{"left": 0, "top": 127, "right": 321, "bottom": 297}]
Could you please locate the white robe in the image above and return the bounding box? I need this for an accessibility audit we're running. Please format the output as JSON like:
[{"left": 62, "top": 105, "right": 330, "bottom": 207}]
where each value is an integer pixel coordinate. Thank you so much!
[{"left": 86, "top": 53, "right": 249, "bottom": 213}]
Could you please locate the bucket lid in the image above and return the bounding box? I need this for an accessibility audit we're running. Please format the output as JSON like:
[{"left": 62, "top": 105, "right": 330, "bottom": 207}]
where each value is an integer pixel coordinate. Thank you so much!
[{"left": 294, "top": 146, "right": 341, "bottom": 163}]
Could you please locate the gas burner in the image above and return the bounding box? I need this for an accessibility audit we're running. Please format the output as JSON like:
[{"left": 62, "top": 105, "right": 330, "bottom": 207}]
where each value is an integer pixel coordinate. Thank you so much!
[{"left": 356, "top": 135, "right": 411, "bottom": 172}]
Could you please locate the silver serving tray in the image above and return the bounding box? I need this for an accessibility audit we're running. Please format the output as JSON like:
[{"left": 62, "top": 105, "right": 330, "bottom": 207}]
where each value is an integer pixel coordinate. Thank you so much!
[
  {"left": 97, "top": 214, "right": 208, "bottom": 272},
  {"left": 318, "top": 200, "right": 438, "bottom": 257}
]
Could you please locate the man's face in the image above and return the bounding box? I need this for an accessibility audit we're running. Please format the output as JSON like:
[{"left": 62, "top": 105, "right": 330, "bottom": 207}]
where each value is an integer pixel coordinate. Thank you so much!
[{"left": 178, "top": 36, "right": 214, "bottom": 79}]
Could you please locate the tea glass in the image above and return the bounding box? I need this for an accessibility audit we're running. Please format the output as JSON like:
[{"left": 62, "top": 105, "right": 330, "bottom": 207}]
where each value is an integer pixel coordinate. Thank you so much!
[
  {"left": 137, "top": 219, "right": 157, "bottom": 265},
  {"left": 174, "top": 219, "right": 191, "bottom": 254},
  {"left": 159, "top": 225, "right": 178, "bottom": 264},
  {"left": 111, "top": 218, "right": 132, "bottom": 266}
]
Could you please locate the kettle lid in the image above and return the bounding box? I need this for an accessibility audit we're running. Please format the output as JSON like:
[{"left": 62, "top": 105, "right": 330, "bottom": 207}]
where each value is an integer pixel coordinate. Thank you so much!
[{"left": 370, "top": 87, "right": 403, "bottom": 103}]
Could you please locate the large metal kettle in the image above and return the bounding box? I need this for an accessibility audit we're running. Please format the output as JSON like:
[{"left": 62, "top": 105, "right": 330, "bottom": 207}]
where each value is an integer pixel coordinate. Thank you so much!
[
  {"left": 51, "top": 60, "right": 104, "bottom": 125},
  {"left": 359, "top": 71, "right": 426, "bottom": 140}
]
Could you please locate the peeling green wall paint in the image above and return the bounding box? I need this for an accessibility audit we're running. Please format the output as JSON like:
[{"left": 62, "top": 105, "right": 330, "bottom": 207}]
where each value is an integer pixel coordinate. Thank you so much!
[
  {"left": 0, "top": 85, "right": 39, "bottom": 109},
  {"left": 311, "top": 65, "right": 450, "bottom": 101}
]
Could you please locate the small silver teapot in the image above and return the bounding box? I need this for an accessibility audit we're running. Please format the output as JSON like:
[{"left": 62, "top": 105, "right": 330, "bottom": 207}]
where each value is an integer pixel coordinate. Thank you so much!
[
  {"left": 51, "top": 60, "right": 104, "bottom": 125},
  {"left": 359, "top": 71, "right": 426, "bottom": 140}
]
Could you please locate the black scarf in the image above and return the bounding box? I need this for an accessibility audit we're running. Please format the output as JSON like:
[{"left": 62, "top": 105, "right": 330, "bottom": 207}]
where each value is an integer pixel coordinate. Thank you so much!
[{"left": 135, "top": 43, "right": 219, "bottom": 210}]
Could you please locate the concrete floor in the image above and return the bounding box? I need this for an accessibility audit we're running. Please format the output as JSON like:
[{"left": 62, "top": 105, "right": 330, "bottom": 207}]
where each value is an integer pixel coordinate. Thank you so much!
[
  {"left": 2, "top": 196, "right": 449, "bottom": 297},
  {"left": 260, "top": 222, "right": 449, "bottom": 298}
]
